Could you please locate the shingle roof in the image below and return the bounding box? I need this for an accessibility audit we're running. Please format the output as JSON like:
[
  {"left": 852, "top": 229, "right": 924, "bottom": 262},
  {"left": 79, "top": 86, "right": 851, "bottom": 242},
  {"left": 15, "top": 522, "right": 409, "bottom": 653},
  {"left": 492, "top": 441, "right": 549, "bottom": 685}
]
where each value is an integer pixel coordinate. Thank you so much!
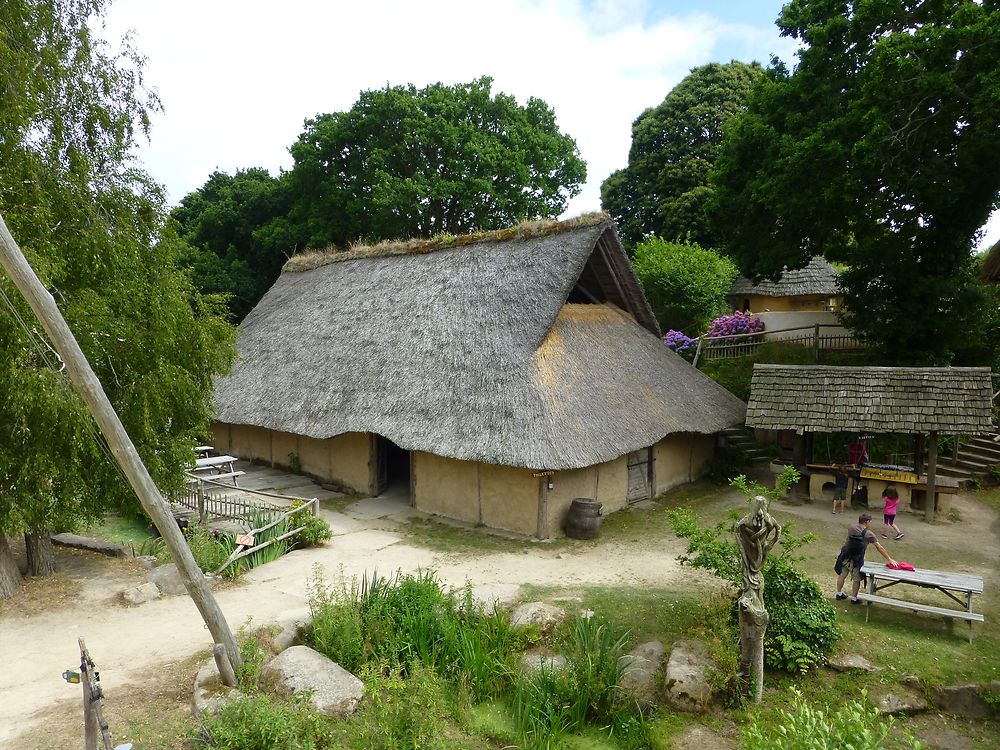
[
  {"left": 746, "top": 365, "right": 993, "bottom": 434},
  {"left": 730, "top": 256, "right": 840, "bottom": 297},
  {"left": 212, "top": 216, "right": 747, "bottom": 470},
  {"left": 981, "top": 238, "right": 1000, "bottom": 283}
]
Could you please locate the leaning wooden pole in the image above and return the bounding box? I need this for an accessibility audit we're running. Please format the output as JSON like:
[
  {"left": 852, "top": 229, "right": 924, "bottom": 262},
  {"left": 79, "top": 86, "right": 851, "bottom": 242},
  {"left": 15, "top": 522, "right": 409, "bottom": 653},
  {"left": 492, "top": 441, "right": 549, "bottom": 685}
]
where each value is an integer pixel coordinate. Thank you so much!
[{"left": 0, "top": 213, "right": 242, "bottom": 671}]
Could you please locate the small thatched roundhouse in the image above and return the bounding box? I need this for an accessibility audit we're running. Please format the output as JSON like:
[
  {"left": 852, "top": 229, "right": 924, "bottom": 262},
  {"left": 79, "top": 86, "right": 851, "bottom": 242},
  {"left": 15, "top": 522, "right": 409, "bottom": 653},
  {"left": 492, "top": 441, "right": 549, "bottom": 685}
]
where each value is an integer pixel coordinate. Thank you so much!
[{"left": 212, "top": 215, "right": 746, "bottom": 537}]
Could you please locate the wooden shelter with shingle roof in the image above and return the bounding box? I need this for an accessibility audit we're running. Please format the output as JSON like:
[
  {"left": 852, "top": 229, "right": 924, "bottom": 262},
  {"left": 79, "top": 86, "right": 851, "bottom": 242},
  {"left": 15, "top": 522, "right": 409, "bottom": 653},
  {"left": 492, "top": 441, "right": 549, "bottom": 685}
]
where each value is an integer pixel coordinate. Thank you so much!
[
  {"left": 212, "top": 215, "right": 746, "bottom": 537},
  {"left": 746, "top": 364, "right": 993, "bottom": 519}
]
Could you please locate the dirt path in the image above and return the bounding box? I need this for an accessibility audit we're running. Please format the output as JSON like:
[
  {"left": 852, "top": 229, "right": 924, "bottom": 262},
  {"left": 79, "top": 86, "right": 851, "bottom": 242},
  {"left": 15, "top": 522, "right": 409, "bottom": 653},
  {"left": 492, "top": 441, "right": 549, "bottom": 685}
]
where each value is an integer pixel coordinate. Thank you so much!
[
  {"left": 0, "top": 498, "right": 694, "bottom": 745},
  {"left": 5, "top": 474, "right": 997, "bottom": 747}
]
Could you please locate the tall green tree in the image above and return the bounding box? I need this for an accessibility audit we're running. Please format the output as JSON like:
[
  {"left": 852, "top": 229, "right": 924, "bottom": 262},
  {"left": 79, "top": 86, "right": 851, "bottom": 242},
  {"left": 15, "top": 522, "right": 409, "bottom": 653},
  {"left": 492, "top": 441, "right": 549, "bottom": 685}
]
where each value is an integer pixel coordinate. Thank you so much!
[
  {"left": 712, "top": 0, "right": 1000, "bottom": 363},
  {"left": 632, "top": 238, "right": 739, "bottom": 335},
  {"left": 275, "top": 76, "right": 587, "bottom": 248},
  {"left": 0, "top": 0, "right": 235, "bottom": 595},
  {"left": 601, "top": 61, "right": 765, "bottom": 251},
  {"left": 173, "top": 168, "right": 292, "bottom": 321}
]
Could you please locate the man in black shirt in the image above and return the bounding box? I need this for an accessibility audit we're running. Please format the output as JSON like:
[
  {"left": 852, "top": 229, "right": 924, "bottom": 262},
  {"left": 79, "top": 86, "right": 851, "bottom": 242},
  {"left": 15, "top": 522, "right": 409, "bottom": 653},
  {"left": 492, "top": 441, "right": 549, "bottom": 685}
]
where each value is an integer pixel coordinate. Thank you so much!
[{"left": 834, "top": 513, "right": 897, "bottom": 603}]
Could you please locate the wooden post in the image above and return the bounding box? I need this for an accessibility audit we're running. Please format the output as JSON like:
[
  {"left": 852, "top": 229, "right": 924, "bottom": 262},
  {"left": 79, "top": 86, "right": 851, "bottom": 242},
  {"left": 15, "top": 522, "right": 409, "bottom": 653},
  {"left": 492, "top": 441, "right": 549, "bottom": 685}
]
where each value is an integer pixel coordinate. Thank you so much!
[
  {"left": 812, "top": 324, "right": 820, "bottom": 362},
  {"left": 913, "top": 433, "right": 924, "bottom": 476},
  {"left": 0, "top": 213, "right": 242, "bottom": 671},
  {"left": 214, "top": 643, "right": 239, "bottom": 688},
  {"left": 925, "top": 430, "right": 938, "bottom": 524},
  {"left": 197, "top": 481, "right": 207, "bottom": 525},
  {"left": 692, "top": 336, "right": 704, "bottom": 367},
  {"left": 81, "top": 651, "right": 98, "bottom": 750}
]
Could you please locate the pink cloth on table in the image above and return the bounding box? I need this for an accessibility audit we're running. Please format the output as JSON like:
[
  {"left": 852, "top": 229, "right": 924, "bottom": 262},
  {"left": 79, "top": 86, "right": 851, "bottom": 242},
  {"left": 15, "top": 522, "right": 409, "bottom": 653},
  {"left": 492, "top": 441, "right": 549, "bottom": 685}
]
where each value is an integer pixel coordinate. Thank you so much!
[{"left": 886, "top": 561, "right": 915, "bottom": 571}]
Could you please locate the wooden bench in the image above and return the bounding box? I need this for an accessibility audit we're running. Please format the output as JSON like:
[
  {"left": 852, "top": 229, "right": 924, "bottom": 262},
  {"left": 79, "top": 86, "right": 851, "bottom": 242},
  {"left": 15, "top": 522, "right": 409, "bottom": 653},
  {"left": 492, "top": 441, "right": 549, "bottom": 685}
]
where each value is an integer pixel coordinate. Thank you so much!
[
  {"left": 861, "top": 562, "right": 985, "bottom": 643},
  {"left": 855, "top": 593, "right": 985, "bottom": 623},
  {"left": 195, "top": 470, "right": 245, "bottom": 484}
]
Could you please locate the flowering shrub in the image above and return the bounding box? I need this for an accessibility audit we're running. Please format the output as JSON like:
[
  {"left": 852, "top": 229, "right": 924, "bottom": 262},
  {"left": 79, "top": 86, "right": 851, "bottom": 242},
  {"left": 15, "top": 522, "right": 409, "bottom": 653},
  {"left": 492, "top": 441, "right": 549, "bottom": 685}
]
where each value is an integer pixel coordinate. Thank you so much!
[
  {"left": 707, "top": 311, "right": 764, "bottom": 342},
  {"left": 664, "top": 330, "right": 698, "bottom": 361}
]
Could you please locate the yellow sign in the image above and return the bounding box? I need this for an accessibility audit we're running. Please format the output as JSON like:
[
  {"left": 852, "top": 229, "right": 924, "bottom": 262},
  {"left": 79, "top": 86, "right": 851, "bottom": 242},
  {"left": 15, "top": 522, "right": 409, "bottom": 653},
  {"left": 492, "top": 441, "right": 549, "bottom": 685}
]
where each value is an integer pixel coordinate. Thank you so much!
[{"left": 859, "top": 467, "right": 917, "bottom": 484}]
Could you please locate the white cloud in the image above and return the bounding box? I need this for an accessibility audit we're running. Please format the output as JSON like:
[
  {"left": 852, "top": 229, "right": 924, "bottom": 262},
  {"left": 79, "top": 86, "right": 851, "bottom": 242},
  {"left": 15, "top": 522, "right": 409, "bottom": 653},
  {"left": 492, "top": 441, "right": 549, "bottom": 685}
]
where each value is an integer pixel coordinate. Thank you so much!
[{"left": 101, "top": 0, "right": 790, "bottom": 214}]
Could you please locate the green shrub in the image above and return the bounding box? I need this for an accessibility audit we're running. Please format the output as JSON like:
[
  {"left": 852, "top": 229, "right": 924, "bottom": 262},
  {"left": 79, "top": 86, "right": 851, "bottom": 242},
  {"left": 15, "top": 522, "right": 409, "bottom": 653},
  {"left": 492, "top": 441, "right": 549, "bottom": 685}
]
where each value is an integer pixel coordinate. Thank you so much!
[
  {"left": 743, "top": 688, "right": 926, "bottom": 750},
  {"left": 348, "top": 662, "right": 461, "bottom": 750},
  {"left": 667, "top": 472, "right": 840, "bottom": 672},
  {"left": 708, "top": 445, "right": 751, "bottom": 484},
  {"left": 288, "top": 501, "right": 333, "bottom": 547},
  {"left": 306, "top": 569, "right": 521, "bottom": 699},
  {"left": 198, "top": 693, "right": 335, "bottom": 750},
  {"left": 185, "top": 523, "right": 231, "bottom": 574}
]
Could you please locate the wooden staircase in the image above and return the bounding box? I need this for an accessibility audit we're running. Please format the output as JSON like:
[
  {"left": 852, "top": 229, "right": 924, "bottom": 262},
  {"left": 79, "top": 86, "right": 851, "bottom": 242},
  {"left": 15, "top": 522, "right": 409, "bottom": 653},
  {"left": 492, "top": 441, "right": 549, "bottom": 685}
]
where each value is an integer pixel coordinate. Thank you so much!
[
  {"left": 933, "top": 431, "right": 1000, "bottom": 482},
  {"left": 720, "top": 427, "right": 771, "bottom": 463}
]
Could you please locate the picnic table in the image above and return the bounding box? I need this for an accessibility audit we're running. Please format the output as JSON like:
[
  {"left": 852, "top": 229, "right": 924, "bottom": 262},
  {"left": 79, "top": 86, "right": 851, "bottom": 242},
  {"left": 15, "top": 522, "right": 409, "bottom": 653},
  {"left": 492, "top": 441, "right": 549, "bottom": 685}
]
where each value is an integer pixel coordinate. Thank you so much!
[
  {"left": 859, "top": 562, "right": 985, "bottom": 643},
  {"left": 193, "top": 454, "right": 243, "bottom": 486}
]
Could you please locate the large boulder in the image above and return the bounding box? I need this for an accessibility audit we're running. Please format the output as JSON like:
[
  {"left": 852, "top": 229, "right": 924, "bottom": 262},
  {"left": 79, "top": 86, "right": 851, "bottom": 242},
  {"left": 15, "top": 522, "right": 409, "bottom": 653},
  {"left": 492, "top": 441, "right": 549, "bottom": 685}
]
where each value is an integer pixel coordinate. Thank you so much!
[
  {"left": 931, "top": 684, "right": 994, "bottom": 720},
  {"left": 618, "top": 640, "right": 664, "bottom": 710},
  {"left": 146, "top": 563, "right": 186, "bottom": 596},
  {"left": 519, "top": 652, "right": 567, "bottom": 675},
  {"left": 663, "top": 640, "right": 714, "bottom": 713},
  {"left": 874, "top": 686, "right": 929, "bottom": 715},
  {"left": 192, "top": 657, "right": 241, "bottom": 716},
  {"left": 511, "top": 602, "right": 566, "bottom": 632},
  {"left": 262, "top": 646, "right": 364, "bottom": 716},
  {"left": 827, "top": 653, "right": 881, "bottom": 673},
  {"left": 122, "top": 582, "right": 161, "bottom": 605},
  {"left": 273, "top": 610, "right": 312, "bottom": 652}
]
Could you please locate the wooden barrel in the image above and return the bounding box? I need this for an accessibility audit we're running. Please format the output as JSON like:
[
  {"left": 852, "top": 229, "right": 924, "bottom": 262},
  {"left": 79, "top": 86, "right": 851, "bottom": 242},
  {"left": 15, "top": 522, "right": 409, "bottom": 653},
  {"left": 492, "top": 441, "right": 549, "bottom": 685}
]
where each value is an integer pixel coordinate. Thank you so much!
[{"left": 564, "top": 498, "right": 603, "bottom": 539}]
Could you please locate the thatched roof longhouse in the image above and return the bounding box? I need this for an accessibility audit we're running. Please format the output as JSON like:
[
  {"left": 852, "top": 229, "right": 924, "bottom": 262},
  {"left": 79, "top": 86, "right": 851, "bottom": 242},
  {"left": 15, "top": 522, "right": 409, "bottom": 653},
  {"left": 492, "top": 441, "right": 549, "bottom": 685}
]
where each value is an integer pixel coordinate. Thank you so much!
[
  {"left": 746, "top": 364, "right": 993, "bottom": 434},
  {"left": 730, "top": 256, "right": 840, "bottom": 297},
  {"left": 214, "top": 217, "right": 746, "bottom": 470}
]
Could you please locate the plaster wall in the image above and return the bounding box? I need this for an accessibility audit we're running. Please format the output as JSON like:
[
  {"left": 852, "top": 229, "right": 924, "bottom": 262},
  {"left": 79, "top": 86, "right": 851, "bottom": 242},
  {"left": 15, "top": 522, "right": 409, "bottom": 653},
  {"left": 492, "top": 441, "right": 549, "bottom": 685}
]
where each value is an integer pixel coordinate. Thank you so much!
[
  {"left": 479, "top": 464, "right": 540, "bottom": 535},
  {"left": 209, "top": 423, "right": 370, "bottom": 492},
  {"left": 654, "top": 433, "right": 714, "bottom": 494},
  {"left": 412, "top": 452, "right": 480, "bottom": 525},
  {"left": 544, "top": 454, "right": 628, "bottom": 538}
]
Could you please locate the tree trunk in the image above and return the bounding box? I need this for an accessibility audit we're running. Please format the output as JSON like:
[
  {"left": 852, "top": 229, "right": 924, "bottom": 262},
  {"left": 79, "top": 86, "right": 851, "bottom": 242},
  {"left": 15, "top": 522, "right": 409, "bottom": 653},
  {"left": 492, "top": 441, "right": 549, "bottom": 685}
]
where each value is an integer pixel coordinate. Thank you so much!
[
  {"left": 0, "top": 536, "right": 23, "bottom": 598},
  {"left": 25, "top": 528, "right": 55, "bottom": 576},
  {"left": 738, "top": 602, "right": 768, "bottom": 703}
]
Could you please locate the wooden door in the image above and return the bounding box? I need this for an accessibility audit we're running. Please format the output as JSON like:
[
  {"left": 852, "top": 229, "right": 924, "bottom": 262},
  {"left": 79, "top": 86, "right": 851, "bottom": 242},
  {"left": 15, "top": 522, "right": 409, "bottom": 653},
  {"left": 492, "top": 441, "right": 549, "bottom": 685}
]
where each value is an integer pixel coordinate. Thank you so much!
[
  {"left": 369, "top": 434, "right": 389, "bottom": 496},
  {"left": 626, "top": 448, "right": 652, "bottom": 503}
]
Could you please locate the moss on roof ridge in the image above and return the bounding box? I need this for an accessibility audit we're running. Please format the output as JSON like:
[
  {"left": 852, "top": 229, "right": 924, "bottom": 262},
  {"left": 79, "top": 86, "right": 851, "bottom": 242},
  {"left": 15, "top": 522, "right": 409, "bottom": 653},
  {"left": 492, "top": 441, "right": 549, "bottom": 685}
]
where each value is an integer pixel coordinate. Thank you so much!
[{"left": 284, "top": 212, "right": 610, "bottom": 272}]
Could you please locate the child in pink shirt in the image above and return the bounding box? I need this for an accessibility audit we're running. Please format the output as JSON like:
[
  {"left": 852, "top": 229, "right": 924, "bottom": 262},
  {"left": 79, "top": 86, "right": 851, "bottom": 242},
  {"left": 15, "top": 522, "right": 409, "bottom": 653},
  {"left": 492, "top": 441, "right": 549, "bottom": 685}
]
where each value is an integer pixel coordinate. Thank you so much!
[{"left": 881, "top": 486, "right": 904, "bottom": 540}]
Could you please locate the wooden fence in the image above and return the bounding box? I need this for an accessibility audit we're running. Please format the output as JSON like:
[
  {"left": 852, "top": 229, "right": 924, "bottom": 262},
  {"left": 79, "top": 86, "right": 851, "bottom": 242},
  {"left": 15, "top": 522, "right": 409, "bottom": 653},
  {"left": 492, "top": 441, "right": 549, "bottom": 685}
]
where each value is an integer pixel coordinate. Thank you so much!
[
  {"left": 176, "top": 473, "right": 317, "bottom": 525},
  {"left": 692, "top": 324, "right": 865, "bottom": 366}
]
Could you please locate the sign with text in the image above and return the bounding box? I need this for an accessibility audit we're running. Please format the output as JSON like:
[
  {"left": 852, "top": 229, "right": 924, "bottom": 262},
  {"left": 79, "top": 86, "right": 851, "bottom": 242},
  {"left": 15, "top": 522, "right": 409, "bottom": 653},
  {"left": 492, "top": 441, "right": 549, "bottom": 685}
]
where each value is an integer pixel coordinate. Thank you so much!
[{"left": 236, "top": 534, "right": 255, "bottom": 547}]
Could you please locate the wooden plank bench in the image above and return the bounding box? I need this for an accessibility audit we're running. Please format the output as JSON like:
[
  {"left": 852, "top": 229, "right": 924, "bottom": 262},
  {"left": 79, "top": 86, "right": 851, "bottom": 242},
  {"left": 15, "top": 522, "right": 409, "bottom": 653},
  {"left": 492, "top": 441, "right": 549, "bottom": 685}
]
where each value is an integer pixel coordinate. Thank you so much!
[
  {"left": 855, "top": 593, "right": 985, "bottom": 623},
  {"left": 861, "top": 562, "right": 985, "bottom": 643}
]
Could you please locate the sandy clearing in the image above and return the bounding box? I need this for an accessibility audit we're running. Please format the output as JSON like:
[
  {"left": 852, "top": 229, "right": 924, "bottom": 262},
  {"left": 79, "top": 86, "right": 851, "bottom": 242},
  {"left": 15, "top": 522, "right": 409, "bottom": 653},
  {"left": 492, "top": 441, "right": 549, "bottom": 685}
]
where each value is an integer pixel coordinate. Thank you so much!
[{"left": 0, "top": 497, "right": 690, "bottom": 744}]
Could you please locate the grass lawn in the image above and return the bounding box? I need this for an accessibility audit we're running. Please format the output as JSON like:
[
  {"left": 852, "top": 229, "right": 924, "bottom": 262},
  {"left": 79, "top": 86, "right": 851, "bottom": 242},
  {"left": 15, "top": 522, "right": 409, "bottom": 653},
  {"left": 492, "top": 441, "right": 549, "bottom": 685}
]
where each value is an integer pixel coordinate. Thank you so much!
[{"left": 80, "top": 513, "right": 157, "bottom": 552}]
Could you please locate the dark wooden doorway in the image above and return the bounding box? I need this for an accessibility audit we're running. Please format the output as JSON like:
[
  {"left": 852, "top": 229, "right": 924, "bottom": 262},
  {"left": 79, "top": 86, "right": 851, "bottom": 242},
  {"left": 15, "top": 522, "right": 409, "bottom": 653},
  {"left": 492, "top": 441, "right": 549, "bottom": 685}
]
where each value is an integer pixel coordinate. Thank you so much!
[
  {"left": 369, "top": 434, "right": 411, "bottom": 497},
  {"left": 626, "top": 448, "right": 653, "bottom": 503}
]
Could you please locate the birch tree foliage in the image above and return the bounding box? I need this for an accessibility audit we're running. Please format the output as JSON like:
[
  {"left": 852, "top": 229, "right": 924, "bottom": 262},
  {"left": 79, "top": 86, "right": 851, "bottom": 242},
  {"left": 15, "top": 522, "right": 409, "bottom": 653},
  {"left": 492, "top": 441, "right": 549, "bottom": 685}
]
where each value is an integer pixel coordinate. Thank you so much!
[{"left": 0, "top": 0, "right": 235, "bottom": 585}]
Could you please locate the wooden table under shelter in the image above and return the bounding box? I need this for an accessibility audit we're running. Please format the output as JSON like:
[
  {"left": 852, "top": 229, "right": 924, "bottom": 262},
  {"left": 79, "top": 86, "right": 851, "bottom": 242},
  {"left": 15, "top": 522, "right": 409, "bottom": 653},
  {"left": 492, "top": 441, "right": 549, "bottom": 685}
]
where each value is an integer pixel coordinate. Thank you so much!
[
  {"left": 745, "top": 365, "right": 994, "bottom": 522},
  {"left": 803, "top": 463, "right": 959, "bottom": 509},
  {"left": 860, "top": 562, "right": 985, "bottom": 643}
]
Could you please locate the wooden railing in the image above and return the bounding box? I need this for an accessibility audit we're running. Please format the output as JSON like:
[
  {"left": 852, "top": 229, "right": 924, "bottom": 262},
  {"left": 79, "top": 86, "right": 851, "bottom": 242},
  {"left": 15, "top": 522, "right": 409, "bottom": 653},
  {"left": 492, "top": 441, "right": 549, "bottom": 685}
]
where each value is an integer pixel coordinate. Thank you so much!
[
  {"left": 176, "top": 473, "right": 317, "bottom": 525},
  {"left": 692, "top": 324, "right": 865, "bottom": 366}
]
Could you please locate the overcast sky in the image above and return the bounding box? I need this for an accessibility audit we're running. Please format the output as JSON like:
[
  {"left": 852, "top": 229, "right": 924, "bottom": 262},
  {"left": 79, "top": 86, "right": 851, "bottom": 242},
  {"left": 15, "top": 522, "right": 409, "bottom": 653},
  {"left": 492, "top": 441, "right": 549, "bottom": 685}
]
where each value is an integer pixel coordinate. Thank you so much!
[{"left": 102, "top": 0, "right": 998, "bottom": 250}]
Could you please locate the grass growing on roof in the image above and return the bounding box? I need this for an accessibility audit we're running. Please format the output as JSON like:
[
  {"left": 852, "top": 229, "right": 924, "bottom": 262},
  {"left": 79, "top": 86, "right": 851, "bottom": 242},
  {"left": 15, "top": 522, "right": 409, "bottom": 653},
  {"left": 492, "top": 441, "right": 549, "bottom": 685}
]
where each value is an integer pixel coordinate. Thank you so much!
[{"left": 285, "top": 212, "right": 610, "bottom": 272}]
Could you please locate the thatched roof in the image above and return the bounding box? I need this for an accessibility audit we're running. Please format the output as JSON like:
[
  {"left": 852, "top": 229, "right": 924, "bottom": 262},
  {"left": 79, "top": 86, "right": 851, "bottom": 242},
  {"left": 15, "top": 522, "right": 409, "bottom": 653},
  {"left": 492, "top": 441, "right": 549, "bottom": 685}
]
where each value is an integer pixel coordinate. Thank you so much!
[
  {"left": 214, "top": 217, "right": 746, "bottom": 470},
  {"left": 730, "top": 256, "right": 840, "bottom": 297},
  {"left": 746, "top": 364, "right": 993, "bottom": 434},
  {"left": 981, "top": 238, "right": 1000, "bottom": 283}
]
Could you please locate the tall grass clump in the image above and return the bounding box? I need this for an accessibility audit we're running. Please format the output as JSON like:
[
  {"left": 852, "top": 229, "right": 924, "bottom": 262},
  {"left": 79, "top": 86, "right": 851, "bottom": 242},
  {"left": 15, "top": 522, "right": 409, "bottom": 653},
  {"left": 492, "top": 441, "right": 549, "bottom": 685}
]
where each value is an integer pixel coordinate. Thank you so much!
[
  {"left": 306, "top": 569, "right": 521, "bottom": 699},
  {"left": 197, "top": 693, "right": 335, "bottom": 750},
  {"left": 512, "top": 614, "right": 647, "bottom": 749}
]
